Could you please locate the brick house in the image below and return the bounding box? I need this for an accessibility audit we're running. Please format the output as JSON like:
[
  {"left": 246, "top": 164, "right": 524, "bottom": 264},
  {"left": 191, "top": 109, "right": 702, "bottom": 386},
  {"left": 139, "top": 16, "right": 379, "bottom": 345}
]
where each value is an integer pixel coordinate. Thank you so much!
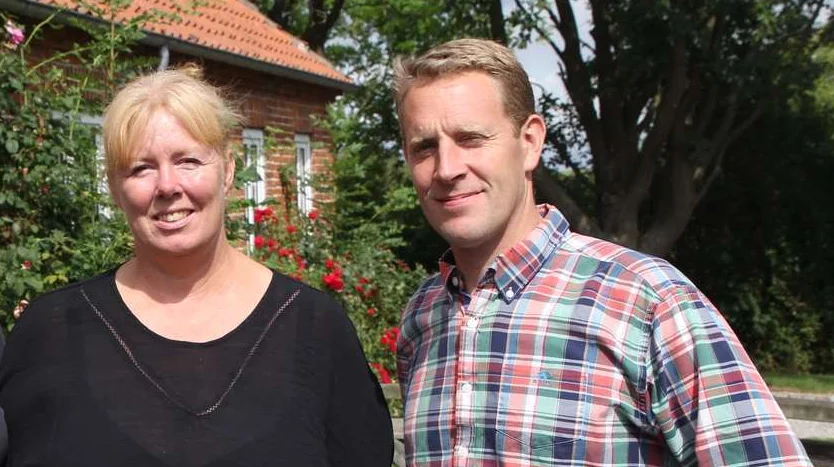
[{"left": 0, "top": 0, "right": 355, "bottom": 217}]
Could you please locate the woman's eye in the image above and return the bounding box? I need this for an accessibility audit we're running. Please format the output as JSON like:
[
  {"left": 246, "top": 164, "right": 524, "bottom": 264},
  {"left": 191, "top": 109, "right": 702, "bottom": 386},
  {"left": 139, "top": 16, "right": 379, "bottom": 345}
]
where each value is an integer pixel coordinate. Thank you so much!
[
  {"left": 180, "top": 158, "right": 203, "bottom": 167},
  {"left": 129, "top": 165, "right": 151, "bottom": 176}
]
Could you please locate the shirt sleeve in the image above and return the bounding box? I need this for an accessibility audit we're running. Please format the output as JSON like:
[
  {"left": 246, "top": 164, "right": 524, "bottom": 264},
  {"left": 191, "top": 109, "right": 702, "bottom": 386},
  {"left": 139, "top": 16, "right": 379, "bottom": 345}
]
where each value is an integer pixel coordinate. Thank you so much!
[
  {"left": 649, "top": 284, "right": 812, "bottom": 466},
  {"left": 325, "top": 304, "right": 394, "bottom": 467},
  {"left": 396, "top": 301, "right": 415, "bottom": 401}
]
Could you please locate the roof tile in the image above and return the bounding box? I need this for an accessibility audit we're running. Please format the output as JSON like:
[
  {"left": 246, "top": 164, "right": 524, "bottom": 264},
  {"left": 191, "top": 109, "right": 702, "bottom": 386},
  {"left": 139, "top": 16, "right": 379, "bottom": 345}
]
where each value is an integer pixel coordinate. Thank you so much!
[{"left": 29, "top": 0, "right": 351, "bottom": 85}]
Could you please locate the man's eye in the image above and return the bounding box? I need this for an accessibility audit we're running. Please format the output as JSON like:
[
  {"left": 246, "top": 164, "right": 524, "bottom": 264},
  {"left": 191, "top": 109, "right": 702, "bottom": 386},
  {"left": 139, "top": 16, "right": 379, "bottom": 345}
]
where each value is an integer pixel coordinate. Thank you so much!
[
  {"left": 410, "top": 144, "right": 435, "bottom": 158},
  {"left": 458, "top": 134, "right": 486, "bottom": 146}
]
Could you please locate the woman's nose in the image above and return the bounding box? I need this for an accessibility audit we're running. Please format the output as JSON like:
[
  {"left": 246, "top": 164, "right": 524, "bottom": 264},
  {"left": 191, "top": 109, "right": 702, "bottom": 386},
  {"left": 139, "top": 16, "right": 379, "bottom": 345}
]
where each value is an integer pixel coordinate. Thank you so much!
[{"left": 155, "top": 165, "right": 182, "bottom": 198}]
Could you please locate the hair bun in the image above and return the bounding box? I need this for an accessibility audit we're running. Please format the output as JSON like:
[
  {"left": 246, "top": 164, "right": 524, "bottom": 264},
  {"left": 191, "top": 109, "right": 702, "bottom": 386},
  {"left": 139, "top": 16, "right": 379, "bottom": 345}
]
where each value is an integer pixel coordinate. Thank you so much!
[{"left": 176, "top": 63, "right": 204, "bottom": 80}]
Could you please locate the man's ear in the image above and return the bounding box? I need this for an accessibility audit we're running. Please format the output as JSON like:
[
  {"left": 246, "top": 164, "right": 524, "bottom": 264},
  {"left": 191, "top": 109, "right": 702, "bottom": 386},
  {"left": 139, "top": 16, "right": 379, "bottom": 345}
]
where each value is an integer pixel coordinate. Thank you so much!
[{"left": 520, "top": 114, "right": 546, "bottom": 172}]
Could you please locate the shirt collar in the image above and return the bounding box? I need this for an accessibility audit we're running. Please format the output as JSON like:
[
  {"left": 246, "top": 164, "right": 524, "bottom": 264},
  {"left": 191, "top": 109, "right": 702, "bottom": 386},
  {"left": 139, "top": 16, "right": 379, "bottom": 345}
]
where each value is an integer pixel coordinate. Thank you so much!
[{"left": 438, "top": 204, "right": 571, "bottom": 302}]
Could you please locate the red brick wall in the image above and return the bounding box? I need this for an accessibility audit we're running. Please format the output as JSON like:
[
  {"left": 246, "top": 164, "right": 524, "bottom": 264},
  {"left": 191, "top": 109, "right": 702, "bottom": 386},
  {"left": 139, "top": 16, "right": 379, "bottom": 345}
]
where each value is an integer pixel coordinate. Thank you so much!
[{"left": 23, "top": 20, "right": 342, "bottom": 213}]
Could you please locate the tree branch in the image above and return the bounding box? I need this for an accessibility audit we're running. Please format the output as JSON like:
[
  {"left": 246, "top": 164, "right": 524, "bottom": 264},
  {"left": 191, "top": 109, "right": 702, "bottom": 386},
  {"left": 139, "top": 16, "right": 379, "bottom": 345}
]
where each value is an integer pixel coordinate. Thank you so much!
[
  {"left": 533, "top": 161, "right": 602, "bottom": 237},
  {"left": 487, "top": 0, "right": 507, "bottom": 44},
  {"left": 553, "top": 0, "right": 608, "bottom": 179},
  {"left": 266, "top": 0, "right": 293, "bottom": 30},
  {"left": 300, "top": 0, "right": 346, "bottom": 53}
]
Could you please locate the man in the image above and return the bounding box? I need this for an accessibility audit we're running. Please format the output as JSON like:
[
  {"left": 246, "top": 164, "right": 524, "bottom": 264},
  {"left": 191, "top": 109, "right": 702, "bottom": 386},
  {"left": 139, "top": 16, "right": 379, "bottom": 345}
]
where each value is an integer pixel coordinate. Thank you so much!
[{"left": 394, "top": 38, "right": 811, "bottom": 466}]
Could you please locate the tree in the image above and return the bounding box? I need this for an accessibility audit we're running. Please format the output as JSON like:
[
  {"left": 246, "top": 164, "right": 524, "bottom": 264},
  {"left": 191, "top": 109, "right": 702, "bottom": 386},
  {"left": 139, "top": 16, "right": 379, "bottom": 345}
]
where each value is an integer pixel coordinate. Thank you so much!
[
  {"left": 513, "top": 0, "right": 830, "bottom": 256},
  {"left": 258, "top": 0, "right": 346, "bottom": 53},
  {"left": 670, "top": 55, "right": 834, "bottom": 372},
  {"left": 256, "top": 1, "right": 830, "bottom": 264}
]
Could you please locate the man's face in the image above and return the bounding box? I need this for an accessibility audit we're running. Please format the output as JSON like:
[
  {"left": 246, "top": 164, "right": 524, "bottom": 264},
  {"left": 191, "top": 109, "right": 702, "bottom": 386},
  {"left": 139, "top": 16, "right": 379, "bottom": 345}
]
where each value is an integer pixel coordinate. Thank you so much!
[{"left": 401, "top": 71, "right": 541, "bottom": 253}]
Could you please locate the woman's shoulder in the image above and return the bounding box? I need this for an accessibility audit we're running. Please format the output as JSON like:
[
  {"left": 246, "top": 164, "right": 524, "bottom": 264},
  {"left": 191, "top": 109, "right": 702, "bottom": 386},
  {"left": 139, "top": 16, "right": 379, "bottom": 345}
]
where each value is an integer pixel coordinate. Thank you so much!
[
  {"left": 267, "top": 271, "right": 355, "bottom": 332},
  {"left": 268, "top": 271, "right": 342, "bottom": 310}
]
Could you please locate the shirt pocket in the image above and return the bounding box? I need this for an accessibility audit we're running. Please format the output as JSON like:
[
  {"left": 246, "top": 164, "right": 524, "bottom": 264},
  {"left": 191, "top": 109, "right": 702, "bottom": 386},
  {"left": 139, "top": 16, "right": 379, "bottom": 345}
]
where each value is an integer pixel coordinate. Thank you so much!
[
  {"left": 492, "top": 374, "right": 582, "bottom": 461},
  {"left": 494, "top": 428, "right": 576, "bottom": 461}
]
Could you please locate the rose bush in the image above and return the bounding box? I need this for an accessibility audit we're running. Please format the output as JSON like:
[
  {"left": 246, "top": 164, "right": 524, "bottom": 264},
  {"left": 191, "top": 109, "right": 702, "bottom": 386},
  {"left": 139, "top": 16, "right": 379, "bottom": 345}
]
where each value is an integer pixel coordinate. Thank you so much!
[{"left": 247, "top": 203, "right": 426, "bottom": 384}]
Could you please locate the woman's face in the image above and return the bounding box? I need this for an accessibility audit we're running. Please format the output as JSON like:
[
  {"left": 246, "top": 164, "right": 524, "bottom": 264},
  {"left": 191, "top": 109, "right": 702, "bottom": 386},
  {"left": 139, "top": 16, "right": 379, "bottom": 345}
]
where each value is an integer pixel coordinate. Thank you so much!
[{"left": 111, "top": 109, "right": 234, "bottom": 259}]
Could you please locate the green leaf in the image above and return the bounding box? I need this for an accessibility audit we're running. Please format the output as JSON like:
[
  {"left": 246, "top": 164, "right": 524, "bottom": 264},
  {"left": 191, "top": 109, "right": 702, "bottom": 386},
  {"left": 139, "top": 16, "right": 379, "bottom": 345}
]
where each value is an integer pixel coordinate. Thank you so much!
[{"left": 5, "top": 139, "right": 19, "bottom": 154}]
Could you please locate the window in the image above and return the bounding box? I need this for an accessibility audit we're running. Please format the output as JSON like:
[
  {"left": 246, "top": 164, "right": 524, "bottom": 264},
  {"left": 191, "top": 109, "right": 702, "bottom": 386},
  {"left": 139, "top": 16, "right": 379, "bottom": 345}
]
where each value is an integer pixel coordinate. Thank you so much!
[
  {"left": 243, "top": 128, "right": 266, "bottom": 223},
  {"left": 295, "top": 133, "right": 313, "bottom": 214},
  {"left": 54, "top": 112, "right": 110, "bottom": 216}
]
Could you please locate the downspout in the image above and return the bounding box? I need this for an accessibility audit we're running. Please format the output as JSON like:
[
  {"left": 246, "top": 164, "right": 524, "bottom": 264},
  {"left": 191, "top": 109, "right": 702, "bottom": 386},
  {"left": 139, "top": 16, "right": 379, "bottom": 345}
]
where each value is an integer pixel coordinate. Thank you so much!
[{"left": 157, "top": 43, "right": 169, "bottom": 71}]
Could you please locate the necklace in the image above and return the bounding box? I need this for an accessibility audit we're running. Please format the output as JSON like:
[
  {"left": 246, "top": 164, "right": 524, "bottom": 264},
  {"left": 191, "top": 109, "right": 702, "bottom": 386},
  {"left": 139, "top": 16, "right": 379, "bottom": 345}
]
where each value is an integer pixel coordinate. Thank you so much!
[{"left": 80, "top": 287, "right": 301, "bottom": 417}]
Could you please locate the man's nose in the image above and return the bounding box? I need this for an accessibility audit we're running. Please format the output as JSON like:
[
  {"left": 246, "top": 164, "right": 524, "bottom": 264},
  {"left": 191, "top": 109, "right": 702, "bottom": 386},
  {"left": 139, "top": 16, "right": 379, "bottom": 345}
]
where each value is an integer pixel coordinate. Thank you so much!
[{"left": 434, "top": 140, "right": 467, "bottom": 183}]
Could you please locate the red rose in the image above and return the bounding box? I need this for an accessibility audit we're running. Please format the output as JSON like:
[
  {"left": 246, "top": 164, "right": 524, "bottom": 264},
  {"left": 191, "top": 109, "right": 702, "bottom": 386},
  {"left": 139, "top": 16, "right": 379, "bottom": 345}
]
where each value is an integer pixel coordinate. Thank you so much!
[
  {"left": 254, "top": 207, "right": 274, "bottom": 224},
  {"left": 370, "top": 363, "right": 392, "bottom": 384},
  {"left": 286, "top": 224, "right": 297, "bottom": 234},
  {"left": 266, "top": 238, "right": 278, "bottom": 251},
  {"left": 253, "top": 236, "right": 265, "bottom": 249},
  {"left": 278, "top": 248, "right": 292, "bottom": 258},
  {"left": 295, "top": 255, "right": 306, "bottom": 270},
  {"left": 308, "top": 209, "right": 320, "bottom": 220},
  {"left": 325, "top": 258, "right": 336, "bottom": 270},
  {"left": 21, "top": 260, "right": 31, "bottom": 270},
  {"left": 380, "top": 327, "right": 400, "bottom": 353},
  {"left": 354, "top": 284, "right": 364, "bottom": 293},
  {"left": 322, "top": 272, "right": 344, "bottom": 292},
  {"left": 359, "top": 277, "right": 369, "bottom": 284},
  {"left": 367, "top": 307, "right": 376, "bottom": 316}
]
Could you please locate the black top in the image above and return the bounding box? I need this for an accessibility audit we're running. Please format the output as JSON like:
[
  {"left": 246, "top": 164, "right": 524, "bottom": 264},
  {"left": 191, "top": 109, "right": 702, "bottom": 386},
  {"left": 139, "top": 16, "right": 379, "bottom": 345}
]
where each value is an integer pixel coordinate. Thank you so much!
[{"left": 0, "top": 270, "right": 393, "bottom": 467}]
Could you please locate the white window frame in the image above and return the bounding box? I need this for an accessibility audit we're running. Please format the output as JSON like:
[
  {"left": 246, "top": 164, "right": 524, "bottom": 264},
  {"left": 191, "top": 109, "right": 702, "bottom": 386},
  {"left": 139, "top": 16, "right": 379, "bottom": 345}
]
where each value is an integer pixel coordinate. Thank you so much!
[
  {"left": 243, "top": 128, "right": 266, "bottom": 224},
  {"left": 53, "top": 112, "right": 111, "bottom": 216},
  {"left": 295, "top": 133, "right": 313, "bottom": 214}
]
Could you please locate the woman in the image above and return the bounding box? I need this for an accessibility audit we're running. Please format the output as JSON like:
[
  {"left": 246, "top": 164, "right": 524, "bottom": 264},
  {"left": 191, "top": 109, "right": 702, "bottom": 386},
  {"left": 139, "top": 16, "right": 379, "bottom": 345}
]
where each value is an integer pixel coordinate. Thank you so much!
[{"left": 0, "top": 66, "right": 393, "bottom": 466}]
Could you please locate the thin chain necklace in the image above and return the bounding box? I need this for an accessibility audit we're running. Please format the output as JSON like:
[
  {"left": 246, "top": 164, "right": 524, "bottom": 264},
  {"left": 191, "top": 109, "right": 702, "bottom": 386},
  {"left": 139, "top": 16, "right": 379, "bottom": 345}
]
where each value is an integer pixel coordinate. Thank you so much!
[{"left": 80, "top": 287, "right": 300, "bottom": 417}]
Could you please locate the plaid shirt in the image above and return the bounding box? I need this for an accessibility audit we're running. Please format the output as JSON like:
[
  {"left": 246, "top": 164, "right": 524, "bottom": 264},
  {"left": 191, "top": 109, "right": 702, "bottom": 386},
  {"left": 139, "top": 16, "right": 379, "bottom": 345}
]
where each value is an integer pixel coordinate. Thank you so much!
[{"left": 397, "top": 205, "right": 811, "bottom": 467}]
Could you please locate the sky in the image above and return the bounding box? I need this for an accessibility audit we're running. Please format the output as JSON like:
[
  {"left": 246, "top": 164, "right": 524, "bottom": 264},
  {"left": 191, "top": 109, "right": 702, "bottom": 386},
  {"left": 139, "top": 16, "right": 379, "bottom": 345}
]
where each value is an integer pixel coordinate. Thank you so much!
[{"left": 506, "top": 0, "right": 592, "bottom": 101}]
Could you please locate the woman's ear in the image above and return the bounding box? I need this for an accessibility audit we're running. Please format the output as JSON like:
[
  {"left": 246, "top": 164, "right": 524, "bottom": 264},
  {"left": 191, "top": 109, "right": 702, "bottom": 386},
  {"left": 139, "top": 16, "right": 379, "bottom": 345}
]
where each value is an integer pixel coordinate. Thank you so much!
[{"left": 223, "top": 156, "right": 236, "bottom": 194}]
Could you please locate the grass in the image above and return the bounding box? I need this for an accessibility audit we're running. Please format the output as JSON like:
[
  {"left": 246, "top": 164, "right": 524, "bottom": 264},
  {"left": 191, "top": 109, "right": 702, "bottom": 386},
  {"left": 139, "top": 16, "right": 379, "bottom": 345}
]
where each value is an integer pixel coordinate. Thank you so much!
[{"left": 763, "top": 373, "right": 834, "bottom": 394}]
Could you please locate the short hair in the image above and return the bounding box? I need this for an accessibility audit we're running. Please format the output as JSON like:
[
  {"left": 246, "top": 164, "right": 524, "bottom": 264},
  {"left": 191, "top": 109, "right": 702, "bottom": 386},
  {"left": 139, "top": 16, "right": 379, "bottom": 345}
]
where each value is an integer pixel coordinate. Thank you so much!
[
  {"left": 393, "top": 38, "right": 536, "bottom": 134},
  {"left": 102, "top": 64, "right": 242, "bottom": 184}
]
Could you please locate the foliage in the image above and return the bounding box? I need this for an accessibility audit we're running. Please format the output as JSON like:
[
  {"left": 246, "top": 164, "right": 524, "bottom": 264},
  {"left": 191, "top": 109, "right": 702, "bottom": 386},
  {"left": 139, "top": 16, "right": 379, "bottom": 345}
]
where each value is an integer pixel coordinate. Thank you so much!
[
  {"left": 671, "top": 49, "right": 834, "bottom": 373},
  {"left": 514, "top": 0, "right": 832, "bottom": 256},
  {"left": 244, "top": 201, "right": 427, "bottom": 383},
  {"left": 0, "top": 11, "right": 135, "bottom": 328}
]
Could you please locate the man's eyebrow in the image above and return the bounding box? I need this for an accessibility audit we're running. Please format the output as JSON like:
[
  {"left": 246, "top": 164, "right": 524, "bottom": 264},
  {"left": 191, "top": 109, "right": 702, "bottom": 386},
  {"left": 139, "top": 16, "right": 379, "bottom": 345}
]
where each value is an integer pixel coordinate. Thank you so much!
[{"left": 407, "top": 134, "right": 438, "bottom": 148}]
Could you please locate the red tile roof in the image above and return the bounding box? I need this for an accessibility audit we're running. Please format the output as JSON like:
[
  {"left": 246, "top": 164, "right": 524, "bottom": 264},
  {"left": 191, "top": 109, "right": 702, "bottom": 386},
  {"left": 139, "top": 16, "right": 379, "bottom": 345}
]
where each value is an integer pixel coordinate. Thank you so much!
[{"left": 19, "top": 0, "right": 353, "bottom": 89}]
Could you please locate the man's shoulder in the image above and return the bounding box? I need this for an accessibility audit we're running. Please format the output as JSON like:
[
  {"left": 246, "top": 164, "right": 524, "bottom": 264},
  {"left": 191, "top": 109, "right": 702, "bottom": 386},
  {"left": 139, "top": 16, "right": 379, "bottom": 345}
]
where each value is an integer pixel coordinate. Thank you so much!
[
  {"left": 560, "top": 232, "right": 695, "bottom": 294},
  {"left": 404, "top": 272, "right": 446, "bottom": 309}
]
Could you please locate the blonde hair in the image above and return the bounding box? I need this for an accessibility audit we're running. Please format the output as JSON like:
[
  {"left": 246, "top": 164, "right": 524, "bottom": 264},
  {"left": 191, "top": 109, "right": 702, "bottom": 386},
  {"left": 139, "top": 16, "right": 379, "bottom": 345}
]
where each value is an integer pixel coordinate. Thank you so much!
[
  {"left": 393, "top": 38, "right": 536, "bottom": 134},
  {"left": 102, "top": 64, "right": 242, "bottom": 183}
]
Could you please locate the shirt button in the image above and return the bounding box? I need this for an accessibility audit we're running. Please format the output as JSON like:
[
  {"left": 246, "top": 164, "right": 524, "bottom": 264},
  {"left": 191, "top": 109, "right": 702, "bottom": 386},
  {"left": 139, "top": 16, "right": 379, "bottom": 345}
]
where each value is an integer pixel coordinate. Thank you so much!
[
  {"left": 455, "top": 445, "right": 469, "bottom": 456},
  {"left": 460, "top": 382, "right": 473, "bottom": 394},
  {"left": 451, "top": 276, "right": 460, "bottom": 288},
  {"left": 465, "top": 316, "right": 478, "bottom": 330},
  {"left": 505, "top": 287, "right": 515, "bottom": 299}
]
